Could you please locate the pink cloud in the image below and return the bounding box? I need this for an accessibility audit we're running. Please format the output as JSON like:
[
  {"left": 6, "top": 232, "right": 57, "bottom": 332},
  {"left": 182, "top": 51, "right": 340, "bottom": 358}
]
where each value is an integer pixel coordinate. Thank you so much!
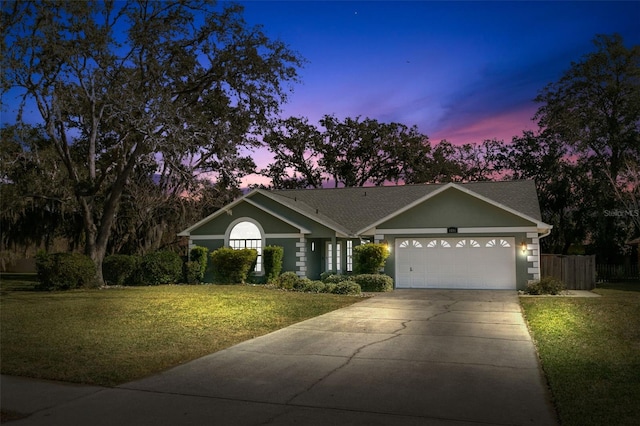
[{"left": 430, "top": 104, "right": 538, "bottom": 146}]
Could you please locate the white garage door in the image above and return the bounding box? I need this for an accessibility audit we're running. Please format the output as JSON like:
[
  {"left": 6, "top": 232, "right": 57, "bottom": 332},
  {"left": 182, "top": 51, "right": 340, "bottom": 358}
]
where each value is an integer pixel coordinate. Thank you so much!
[{"left": 396, "top": 237, "right": 516, "bottom": 289}]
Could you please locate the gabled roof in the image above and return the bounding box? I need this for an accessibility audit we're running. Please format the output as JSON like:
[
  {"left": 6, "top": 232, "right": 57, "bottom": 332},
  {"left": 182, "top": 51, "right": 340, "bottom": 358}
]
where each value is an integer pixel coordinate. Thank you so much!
[
  {"left": 356, "top": 181, "right": 549, "bottom": 235},
  {"left": 255, "top": 190, "right": 352, "bottom": 236},
  {"left": 179, "top": 180, "right": 551, "bottom": 237},
  {"left": 268, "top": 180, "right": 545, "bottom": 235},
  {"left": 177, "top": 192, "right": 312, "bottom": 236}
]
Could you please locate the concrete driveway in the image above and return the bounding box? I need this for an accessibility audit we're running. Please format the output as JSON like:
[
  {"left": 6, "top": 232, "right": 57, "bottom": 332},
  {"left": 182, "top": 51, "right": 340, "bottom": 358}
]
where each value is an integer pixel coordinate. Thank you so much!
[{"left": 2, "top": 290, "right": 558, "bottom": 425}]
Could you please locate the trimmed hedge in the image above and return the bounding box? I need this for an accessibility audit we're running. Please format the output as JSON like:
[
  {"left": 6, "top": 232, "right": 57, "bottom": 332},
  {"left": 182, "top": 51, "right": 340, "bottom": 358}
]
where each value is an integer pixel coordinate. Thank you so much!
[
  {"left": 332, "top": 280, "right": 361, "bottom": 295},
  {"left": 273, "top": 271, "right": 300, "bottom": 290},
  {"left": 183, "top": 261, "right": 202, "bottom": 284},
  {"left": 320, "top": 270, "right": 337, "bottom": 281},
  {"left": 297, "top": 279, "right": 326, "bottom": 293},
  {"left": 352, "top": 274, "right": 393, "bottom": 292},
  {"left": 191, "top": 246, "right": 209, "bottom": 280},
  {"left": 353, "top": 243, "right": 389, "bottom": 274},
  {"left": 184, "top": 246, "right": 209, "bottom": 283},
  {"left": 524, "top": 276, "right": 565, "bottom": 295},
  {"left": 210, "top": 247, "right": 258, "bottom": 284},
  {"left": 35, "top": 251, "right": 96, "bottom": 290},
  {"left": 137, "top": 251, "right": 183, "bottom": 286},
  {"left": 321, "top": 273, "right": 393, "bottom": 292},
  {"left": 103, "top": 254, "right": 138, "bottom": 286},
  {"left": 323, "top": 274, "right": 352, "bottom": 284},
  {"left": 272, "top": 271, "right": 361, "bottom": 295},
  {"left": 263, "top": 246, "right": 284, "bottom": 283}
]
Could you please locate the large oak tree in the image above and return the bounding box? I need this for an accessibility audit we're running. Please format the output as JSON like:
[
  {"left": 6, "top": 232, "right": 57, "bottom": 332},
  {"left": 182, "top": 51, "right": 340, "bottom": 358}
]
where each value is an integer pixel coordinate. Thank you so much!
[
  {"left": 534, "top": 34, "right": 640, "bottom": 258},
  {"left": 1, "top": 1, "right": 303, "bottom": 284}
]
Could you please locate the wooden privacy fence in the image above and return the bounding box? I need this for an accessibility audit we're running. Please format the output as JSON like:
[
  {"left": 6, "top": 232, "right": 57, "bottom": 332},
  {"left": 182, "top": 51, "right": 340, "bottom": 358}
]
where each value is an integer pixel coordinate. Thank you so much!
[{"left": 540, "top": 254, "right": 596, "bottom": 290}]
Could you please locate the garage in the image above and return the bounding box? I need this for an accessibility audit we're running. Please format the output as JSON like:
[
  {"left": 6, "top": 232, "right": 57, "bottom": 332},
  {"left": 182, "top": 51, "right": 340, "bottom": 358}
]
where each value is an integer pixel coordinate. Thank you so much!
[{"left": 395, "top": 237, "right": 516, "bottom": 289}]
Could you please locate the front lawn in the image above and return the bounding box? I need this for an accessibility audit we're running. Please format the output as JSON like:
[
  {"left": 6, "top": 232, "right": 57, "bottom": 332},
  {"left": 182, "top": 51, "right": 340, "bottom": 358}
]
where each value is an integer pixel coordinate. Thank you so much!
[
  {"left": 520, "top": 282, "right": 640, "bottom": 426},
  {"left": 0, "top": 276, "right": 362, "bottom": 386}
]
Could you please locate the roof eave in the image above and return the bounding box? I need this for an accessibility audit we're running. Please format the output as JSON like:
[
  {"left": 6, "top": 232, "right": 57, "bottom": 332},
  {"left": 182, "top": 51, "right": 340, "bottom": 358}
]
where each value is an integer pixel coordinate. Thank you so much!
[
  {"left": 177, "top": 189, "right": 260, "bottom": 236},
  {"left": 259, "top": 190, "right": 353, "bottom": 236},
  {"left": 244, "top": 197, "right": 312, "bottom": 234},
  {"left": 354, "top": 182, "right": 551, "bottom": 235}
]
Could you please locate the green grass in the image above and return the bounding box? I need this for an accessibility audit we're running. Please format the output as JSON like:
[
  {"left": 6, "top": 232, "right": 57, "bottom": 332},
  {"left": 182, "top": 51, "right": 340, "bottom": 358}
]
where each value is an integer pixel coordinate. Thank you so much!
[
  {"left": 520, "top": 282, "right": 640, "bottom": 426},
  {"left": 0, "top": 274, "right": 362, "bottom": 386}
]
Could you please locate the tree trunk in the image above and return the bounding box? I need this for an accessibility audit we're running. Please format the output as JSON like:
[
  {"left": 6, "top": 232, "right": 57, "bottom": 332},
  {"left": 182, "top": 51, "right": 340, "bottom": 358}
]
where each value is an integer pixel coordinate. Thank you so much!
[{"left": 82, "top": 146, "right": 142, "bottom": 287}]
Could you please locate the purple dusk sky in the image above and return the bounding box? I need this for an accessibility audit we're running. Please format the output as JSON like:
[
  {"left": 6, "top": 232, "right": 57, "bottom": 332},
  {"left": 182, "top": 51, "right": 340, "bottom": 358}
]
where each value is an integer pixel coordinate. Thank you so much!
[
  {"left": 2, "top": 1, "right": 638, "bottom": 186},
  {"left": 235, "top": 0, "right": 639, "bottom": 181}
]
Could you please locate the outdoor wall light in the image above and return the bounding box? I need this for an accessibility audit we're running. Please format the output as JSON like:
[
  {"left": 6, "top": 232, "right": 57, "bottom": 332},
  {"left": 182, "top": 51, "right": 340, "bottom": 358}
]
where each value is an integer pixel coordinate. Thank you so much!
[{"left": 521, "top": 241, "right": 528, "bottom": 254}]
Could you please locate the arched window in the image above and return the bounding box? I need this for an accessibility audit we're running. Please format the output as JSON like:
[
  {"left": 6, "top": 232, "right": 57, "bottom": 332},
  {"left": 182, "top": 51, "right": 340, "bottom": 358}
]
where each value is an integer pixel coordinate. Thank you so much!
[{"left": 229, "top": 221, "right": 263, "bottom": 272}]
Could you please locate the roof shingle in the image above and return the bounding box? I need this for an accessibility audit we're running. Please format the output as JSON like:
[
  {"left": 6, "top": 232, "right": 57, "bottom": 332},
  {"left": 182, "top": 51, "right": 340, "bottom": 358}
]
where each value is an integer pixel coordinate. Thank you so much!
[{"left": 263, "top": 180, "right": 542, "bottom": 235}]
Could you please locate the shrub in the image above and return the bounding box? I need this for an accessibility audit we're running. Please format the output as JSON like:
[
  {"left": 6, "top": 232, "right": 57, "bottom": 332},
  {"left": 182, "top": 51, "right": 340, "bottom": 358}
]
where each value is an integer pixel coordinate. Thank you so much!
[
  {"left": 210, "top": 247, "right": 258, "bottom": 284},
  {"left": 125, "top": 255, "right": 145, "bottom": 286},
  {"left": 103, "top": 254, "right": 138, "bottom": 286},
  {"left": 353, "top": 274, "right": 393, "bottom": 292},
  {"left": 36, "top": 251, "right": 96, "bottom": 290},
  {"left": 183, "top": 261, "right": 203, "bottom": 284},
  {"left": 188, "top": 246, "right": 209, "bottom": 283},
  {"left": 138, "top": 251, "right": 183, "bottom": 286},
  {"left": 525, "top": 277, "right": 565, "bottom": 295},
  {"left": 353, "top": 243, "right": 389, "bottom": 274},
  {"left": 263, "top": 246, "right": 284, "bottom": 283},
  {"left": 293, "top": 276, "right": 312, "bottom": 291},
  {"left": 320, "top": 270, "right": 337, "bottom": 281},
  {"left": 332, "top": 280, "right": 361, "bottom": 295},
  {"left": 323, "top": 274, "right": 351, "bottom": 284},
  {"left": 273, "top": 271, "right": 301, "bottom": 290},
  {"left": 300, "top": 280, "right": 326, "bottom": 293},
  {"left": 271, "top": 272, "right": 361, "bottom": 295},
  {"left": 321, "top": 282, "right": 337, "bottom": 294}
]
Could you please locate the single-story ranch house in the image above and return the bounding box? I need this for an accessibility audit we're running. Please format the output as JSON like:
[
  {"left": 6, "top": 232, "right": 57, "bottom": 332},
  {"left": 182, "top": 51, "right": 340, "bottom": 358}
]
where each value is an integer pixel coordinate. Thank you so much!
[{"left": 178, "top": 180, "right": 552, "bottom": 290}]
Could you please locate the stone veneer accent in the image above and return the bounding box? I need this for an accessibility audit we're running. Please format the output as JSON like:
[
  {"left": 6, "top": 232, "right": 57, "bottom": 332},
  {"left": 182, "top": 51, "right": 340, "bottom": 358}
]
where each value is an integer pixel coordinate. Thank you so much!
[
  {"left": 526, "top": 232, "right": 540, "bottom": 282},
  {"left": 295, "top": 237, "right": 307, "bottom": 277}
]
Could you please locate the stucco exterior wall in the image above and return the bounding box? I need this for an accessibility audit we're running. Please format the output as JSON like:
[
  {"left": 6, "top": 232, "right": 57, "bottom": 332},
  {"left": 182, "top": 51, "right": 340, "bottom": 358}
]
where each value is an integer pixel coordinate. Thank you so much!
[
  {"left": 380, "top": 189, "right": 535, "bottom": 229},
  {"left": 265, "top": 237, "right": 300, "bottom": 277},
  {"left": 190, "top": 201, "right": 300, "bottom": 236}
]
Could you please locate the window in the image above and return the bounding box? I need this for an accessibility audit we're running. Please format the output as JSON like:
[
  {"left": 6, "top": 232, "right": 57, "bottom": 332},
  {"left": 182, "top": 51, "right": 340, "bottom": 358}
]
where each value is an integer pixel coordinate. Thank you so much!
[
  {"left": 457, "top": 239, "right": 481, "bottom": 248},
  {"left": 346, "top": 240, "right": 353, "bottom": 272},
  {"left": 486, "top": 239, "right": 511, "bottom": 248},
  {"left": 399, "top": 239, "right": 423, "bottom": 248},
  {"left": 229, "top": 221, "right": 262, "bottom": 272},
  {"left": 327, "top": 242, "right": 342, "bottom": 272}
]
